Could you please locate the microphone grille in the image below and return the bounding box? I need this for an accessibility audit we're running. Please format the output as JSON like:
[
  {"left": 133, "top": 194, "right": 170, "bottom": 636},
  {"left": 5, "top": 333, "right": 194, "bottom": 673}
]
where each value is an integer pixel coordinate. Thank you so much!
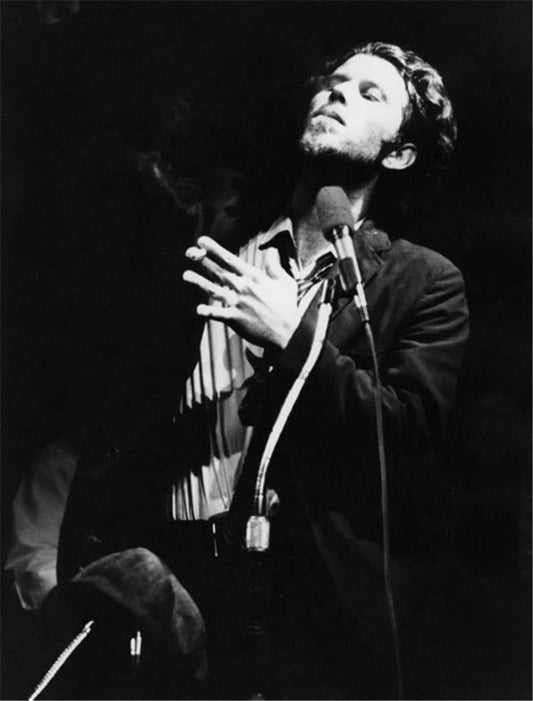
[{"left": 316, "top": 186, "right": 355, "bottom": 234}]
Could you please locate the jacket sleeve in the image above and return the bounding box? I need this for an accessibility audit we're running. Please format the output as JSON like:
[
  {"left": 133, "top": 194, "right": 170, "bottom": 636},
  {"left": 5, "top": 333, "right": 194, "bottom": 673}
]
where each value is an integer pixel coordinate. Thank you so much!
[{"left": 268, "top": 258, "right": 469, "bottom": 449}]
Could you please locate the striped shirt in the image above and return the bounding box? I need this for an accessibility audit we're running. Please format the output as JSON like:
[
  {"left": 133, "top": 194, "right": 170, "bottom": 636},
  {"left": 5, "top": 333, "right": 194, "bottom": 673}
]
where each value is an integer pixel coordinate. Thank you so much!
[{"left": 167, "top": 216, "right": 337, "bottom": 521}]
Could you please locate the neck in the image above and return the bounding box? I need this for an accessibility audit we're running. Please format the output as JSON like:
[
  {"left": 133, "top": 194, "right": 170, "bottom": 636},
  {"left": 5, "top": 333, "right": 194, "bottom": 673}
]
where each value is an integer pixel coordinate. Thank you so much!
[{"left": 290, "top": 161, "right": 378, "bottom": 268}]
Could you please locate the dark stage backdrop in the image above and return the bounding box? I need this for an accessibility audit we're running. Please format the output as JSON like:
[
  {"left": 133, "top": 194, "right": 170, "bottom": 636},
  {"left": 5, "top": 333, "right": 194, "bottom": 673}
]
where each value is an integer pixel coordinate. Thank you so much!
[{"left": 1, "top": 1, "right": 531, "bottom": 699}]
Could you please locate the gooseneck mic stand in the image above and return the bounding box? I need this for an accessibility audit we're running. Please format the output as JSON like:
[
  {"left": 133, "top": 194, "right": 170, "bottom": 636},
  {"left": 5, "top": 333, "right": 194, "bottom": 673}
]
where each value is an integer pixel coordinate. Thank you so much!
[{"left": 243, "top": 279, "right": 336, "bottom": 700}]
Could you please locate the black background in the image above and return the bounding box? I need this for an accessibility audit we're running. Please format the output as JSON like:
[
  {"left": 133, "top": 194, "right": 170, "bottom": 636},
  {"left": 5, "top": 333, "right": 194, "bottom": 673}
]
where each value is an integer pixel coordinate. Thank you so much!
[{"left": 1, "top": 1, "right": 531, "bottom": 698}]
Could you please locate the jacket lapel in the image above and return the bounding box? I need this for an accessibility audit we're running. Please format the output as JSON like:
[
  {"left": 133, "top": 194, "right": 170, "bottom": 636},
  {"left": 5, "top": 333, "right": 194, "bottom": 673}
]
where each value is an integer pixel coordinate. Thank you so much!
[
  {"left": 353, "top": 218, "right": 391, "bottom": 283},
  {"left": 330, "top": 220, "right": 391, "bottom": 325}
]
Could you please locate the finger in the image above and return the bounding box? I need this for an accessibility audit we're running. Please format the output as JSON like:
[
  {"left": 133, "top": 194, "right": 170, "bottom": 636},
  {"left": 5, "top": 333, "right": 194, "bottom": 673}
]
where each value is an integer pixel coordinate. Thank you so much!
[
  {"left": 197, "top": 236, "right": 259, "bottom": 279},
  {"left": 182, "top": 269, "right": 225, "bottom": 298},
  {"left": 197, "top": 256, "right": 243, "bottom": 289},
  {"left": 185, "top": 246, "right": 207, "bottom": 263},
  {"left": 196, "top": 303, "right": 237, "bottom": 321},
  {"left": 184, "top": 244, "right": 231, "bottom": 285}
]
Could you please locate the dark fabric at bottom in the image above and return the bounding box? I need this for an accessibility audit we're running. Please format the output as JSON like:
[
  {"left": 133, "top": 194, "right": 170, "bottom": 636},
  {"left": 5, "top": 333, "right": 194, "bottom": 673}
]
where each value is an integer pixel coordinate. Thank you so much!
[
  {"left": 20, "top": 515, "right": 400, "bottom": 700},
  {"left": 148, "top": 519, "right": 397, "bottom": 700}
]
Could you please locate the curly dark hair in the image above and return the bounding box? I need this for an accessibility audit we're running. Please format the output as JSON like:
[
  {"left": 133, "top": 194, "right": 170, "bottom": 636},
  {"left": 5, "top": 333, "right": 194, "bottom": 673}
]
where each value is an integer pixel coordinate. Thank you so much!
[{"left": 309, "top": 41, "right": 457, "bottom": 177}]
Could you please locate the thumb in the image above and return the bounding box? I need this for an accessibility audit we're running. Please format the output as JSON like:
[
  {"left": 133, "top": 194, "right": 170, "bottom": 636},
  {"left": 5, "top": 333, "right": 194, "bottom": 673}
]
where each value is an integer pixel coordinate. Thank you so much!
[{"left": 264, "top": 247, "right": 289, "bottom": 280}]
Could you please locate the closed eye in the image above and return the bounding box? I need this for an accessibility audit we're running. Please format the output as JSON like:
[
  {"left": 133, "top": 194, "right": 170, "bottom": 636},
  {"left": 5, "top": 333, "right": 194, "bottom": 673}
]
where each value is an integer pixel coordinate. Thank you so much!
[{"left": 360, "top": 80, "right": 385, "bottom": 102}]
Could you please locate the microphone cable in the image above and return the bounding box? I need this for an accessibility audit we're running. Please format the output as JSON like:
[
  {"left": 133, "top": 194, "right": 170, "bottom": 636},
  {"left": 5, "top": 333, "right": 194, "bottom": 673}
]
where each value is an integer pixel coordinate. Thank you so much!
[
  {"left": 315, "top": 185, "right": 404, "bottom": 698},
  {"left": 361, "top": 314, "right": 405, "bottom": 700}
]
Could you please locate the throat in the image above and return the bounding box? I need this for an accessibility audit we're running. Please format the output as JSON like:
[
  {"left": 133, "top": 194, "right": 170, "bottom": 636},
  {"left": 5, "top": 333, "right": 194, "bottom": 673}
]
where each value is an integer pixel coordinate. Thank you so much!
[
  {"left": 293, "top": 220, "right": 330, "bottom": 272},
  {"left": 290, "top": 170, "right": 372, "bottom": 272}
]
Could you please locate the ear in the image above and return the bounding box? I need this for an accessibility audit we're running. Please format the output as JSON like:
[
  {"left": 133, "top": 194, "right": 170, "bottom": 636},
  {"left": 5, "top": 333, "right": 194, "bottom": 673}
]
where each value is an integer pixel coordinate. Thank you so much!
[{"left": 381, "top": 143, "right": 417, "bottom": 171}]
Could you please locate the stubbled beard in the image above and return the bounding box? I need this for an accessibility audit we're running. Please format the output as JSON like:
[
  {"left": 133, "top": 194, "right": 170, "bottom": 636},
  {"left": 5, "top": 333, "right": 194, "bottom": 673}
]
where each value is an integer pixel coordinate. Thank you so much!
[
  {"left": 298, "top": 127, "right": 378, "bottom": 182},
  {"left": 296, "top": 117, "right": 399, "bottom": 187},
  {"left": 298, "top": 118, "right": 339, "bottom": 154}
]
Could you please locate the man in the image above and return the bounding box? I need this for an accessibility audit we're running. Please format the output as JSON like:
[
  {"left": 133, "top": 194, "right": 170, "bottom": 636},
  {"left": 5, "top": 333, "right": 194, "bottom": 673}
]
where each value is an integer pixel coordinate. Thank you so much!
[
  {"left": 172, "top": 42, "right": 468, "bottom": 698},
  {"left": 8, "top": 42, "right": 468, "bottom": 699}
]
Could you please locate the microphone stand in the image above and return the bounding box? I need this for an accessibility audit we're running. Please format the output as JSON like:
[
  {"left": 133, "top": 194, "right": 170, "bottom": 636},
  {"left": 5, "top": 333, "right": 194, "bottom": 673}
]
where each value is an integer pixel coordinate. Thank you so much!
[{"left": 243, "top": 279, "right": 336, "bottom": 700}]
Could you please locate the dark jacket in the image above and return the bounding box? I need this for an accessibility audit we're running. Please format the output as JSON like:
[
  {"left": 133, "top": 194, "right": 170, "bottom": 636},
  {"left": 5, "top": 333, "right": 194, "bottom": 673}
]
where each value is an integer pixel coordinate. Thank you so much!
[
  {"left": 58, "top": 216, "right": 469, "bottom": 646},
  {"left": 236, "top": 219, "right": 469, "bottom": 638}
]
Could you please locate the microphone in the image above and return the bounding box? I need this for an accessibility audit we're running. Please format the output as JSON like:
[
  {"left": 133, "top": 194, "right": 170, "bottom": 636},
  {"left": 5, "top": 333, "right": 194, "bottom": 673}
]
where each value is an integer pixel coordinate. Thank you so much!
[{"left": 316, "top": 186, "right": 370, "bottom": 323}]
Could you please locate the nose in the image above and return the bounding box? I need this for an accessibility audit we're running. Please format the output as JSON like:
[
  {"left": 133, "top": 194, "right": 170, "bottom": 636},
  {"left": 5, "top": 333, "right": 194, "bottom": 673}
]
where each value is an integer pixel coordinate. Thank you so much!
[{"left": 328, "top": 83, "right": 348, "bottom": 104}]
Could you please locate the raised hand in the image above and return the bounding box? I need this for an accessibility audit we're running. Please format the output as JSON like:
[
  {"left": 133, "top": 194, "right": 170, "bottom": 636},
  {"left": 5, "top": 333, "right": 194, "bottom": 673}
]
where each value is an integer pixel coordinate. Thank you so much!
[{"left": 183, "top": 236, "right": 299, "bottom": 349}]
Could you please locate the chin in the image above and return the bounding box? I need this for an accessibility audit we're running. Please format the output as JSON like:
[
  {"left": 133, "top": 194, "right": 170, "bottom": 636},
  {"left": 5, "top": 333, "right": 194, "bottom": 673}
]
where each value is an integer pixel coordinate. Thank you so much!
[
  {"left": 298, "top": 131, "right": 339, "bottom": 159},
  {"left": 298, "top": 140, "right": 379, "bottom": 184}
]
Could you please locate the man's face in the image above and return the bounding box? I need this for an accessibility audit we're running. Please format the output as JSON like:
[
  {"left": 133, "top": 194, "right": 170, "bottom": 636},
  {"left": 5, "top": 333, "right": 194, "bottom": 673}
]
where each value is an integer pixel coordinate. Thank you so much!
[{"left": 299, "top": 53, "right": 410, "bottom": 168}]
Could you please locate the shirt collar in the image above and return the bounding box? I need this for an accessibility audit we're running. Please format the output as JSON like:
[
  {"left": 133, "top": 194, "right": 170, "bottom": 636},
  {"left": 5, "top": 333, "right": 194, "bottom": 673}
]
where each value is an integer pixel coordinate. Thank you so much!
[
  {"left": 258, "top": 214, "right": 371, "bottom": 254},
  {"left": 258, "top": 214, "right": 376, "bottom": 247},
  {"left": 257, "top": 215, "right": 295, "bottom": 250},
  {"left": 256, "top": 214, "right": 391, "bottom": 284}
]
